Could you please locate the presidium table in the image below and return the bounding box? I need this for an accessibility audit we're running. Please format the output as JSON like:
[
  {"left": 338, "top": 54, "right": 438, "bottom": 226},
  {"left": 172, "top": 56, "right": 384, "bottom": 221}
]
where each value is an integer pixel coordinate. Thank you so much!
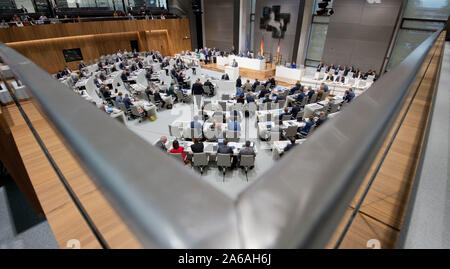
[
  {"left": 275, "top": 65, "right": 305, "bottom": 83},
  {"left": 216, "top": 55, "right": 265, "bottom": 71}
]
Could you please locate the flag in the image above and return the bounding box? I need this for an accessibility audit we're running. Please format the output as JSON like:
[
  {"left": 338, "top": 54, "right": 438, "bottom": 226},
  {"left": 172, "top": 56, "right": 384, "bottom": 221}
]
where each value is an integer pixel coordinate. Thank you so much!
[
  {"left": 260, "top": 39, "right": 264, "bottom": 57},
  {"left": 245, "top": 35, "right": 249, "bottom": 55},
  {"left": 276, "top": 41, "right": 281, "bottom": 63}
]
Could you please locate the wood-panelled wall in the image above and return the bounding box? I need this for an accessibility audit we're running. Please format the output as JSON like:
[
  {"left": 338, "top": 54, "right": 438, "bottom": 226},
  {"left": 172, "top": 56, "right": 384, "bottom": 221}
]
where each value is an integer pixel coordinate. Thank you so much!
[{"left": 0, "top": 19, "right": 191, "bottom": 74}]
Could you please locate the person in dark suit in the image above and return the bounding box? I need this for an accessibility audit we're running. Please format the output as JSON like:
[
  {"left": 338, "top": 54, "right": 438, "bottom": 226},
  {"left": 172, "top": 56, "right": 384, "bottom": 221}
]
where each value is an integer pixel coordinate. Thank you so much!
[
  {"left": 99, "top": 71, "right": 107, "bottom": 81},
  {"left": 325, "top": 72, "right": 334, "bottom": 81},
  {"left": 246, "top": 93, "right": 255, "bottom": 103},
  {"left": 258, "top": 87, "right": 269, "bottom": 99},
  {"left": 190, "top": 138, "right": 204, "bottom": 153},
  {"left": 153, "top": 89, "right": 166, "bottom": 108},
  {"left": 123, "top": 94, "right": 133, "bottom": 109},
  {"left": 299, "top": 115, "right": 315, "bottom": 135},
  {"left": 283, "top": 137, "right": 297, "bottom": 153},
  {"left": 236, "top": 76, "right": 242, "bottom": 89},
  {"left": 236, "top": 94, "right": 245, "bottom": 104},
  {"left": 262, "top": 94, "right": 272, "bottom": 103},
  {"left": 192, "top": 79, "right": 204, "bottom": 109},
  {"left": 290, "top": 102, "right": 301, "bottom": 120},
  {"left": 335, "top": 74, "right": 345, "bottom": 83},
  {"left": 121, "top": 69, "right": 129, "bottom": 82},
  {"left": 326, "top": 64, "right": 335, "bottom": 72},
  {"left": 307, "top": 87, "right": 315, "bottom": 102},
  {"left": 155, "top": 136, "right": 168, "bottom": 151},
  {"left": 217, "top": 139, "right": 233, "bottom": 154},
  {"left": 343, "top": 88, "right": 355, "bottom": 103},
  {"left": 217, "top": 139, "right": 236, "bottom": 168},
  {"left": 131, "top": 63, "right": 138, "bottom": 72},
  {"left": 20, "top": 5, "right": 28, "bottom": 14},
  {"left": 274, "top": 93, "right": 286, "bottom": 103},
  {"left": 295, "top": 90, "right": 305, "bottom": 104},
  {"left": 315, "top": 112, "right": 328, "bottom": 127},
  {"left": 289, "top": 82, "right": 301, "bottom": 95},
  {"left": 252, "top": 79, "right": 260, "bottom": 92},
  {"left": 279, "top": 107, "right": 291, "bottom": 121},
  {"left": 221, "top": 73, "right": 230, "bottom": 80},
  {"left": 317, "top": 61, "right": 324, "bottom": 72}
]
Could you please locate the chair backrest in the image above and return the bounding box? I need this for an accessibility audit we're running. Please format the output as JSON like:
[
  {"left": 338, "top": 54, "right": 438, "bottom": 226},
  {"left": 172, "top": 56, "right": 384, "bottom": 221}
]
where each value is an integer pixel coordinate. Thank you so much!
[
  {"left": 285, "top": 125, "right": 298, "bottom": 138},
  {"left": 240, "top": 155, "right": 255, "bottom": 167},
  {"left": 169, "top": 124, "right": 182, "bottom": 138},
  {"left": 301, "top": 96, "right": 308, "bottom": 106},
  {"left": 169, "top": 152, "right": 185, "bottom": 162},
  {"left": 216, "top": 154, "right": 232, "bottom": 167},
  {"left": 310, "top": 92, "right": 318, "bottom": 103},
  {"left": 118, "top": 102, "right": 128, "bottom": 113},
  {"left": 226, "top": 130, "right": 239, "bottom": 141},
  {"left": 255, "top": 85, "right": 264, "bottom": 91},
  {"left": 296, "top": 110, "right": 304, "bottom": 120},
  {"left": 130, "top": 105, "right": 141, "bottom": 117},
  {"left": 281, "top": 114, "right": 292, "bottom": 121},
  {"left": 222, "top": 94, "right": 230, "bottom": 100},
  {"left": 307, "top": 124, "right": 316, "bottom": 137},
  {"left": 258, "top": 103, "right": 267, "bottom": 111},
  {"left": 193, "top": 152, "right": 208, "bottom": 166},
  {"left": 270, "top": 130, "right": 280, "bottom": 141},
  {"left": 218, "top": 101, "right": 227, "bottom": 111},
  {"left": 277, "top": 99, "right": 286, "bottom": 108},
  {"left": 329, "top": 102, "right": 340, "bottom": 113}
]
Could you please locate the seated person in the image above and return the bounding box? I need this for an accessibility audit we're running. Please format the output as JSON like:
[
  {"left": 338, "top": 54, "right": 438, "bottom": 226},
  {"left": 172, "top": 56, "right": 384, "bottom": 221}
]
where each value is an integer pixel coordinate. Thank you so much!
[
  {"left": 236, "top": 88, "right": 244, "bottom": 97},
  {"left": 335, "top": 74, "right": 345, "bottom": 83},
  {"left": 299, "top": 115, "right": 315, "bottom": 135},
  {"left": 274, "top": 93, "right": 286, "bottom": 103},
  {"left": 236, "top": 94, "right": 245, "bottom": 104},
  {"left": 290, "top": 102, "right": 301, "bottom": 120},
  {"left": 217, "top": 139, "right": 236, "bottom": 167},
  {"left": 121, "top": 69, "right": 129, "bottom": 82},
  {"left": 295, "top": 90, "right": 306, "bottom": 104},
  {"left": 170, "top": 140, "right": 187, "bottom": 163},
  {"left": 155, "top": 136, "right": 168, "bottom": 151},
  {"left": 307, "top": 87, "right": 315, "bottom": 102},
  {"left": 190, "top": 138, "right": 204, "bottom": 153},
  {"left": 145, "top": 86, "right": 153, "bottom": 100},
  {"left": 315, "top": 112, "right": 328, "bottom": 127},
  {"left": 153, "top": 89, "right": 166, "bottom": 107},
  {"left": 242, "top": 80, "right": 253, "bottom": 92},
  {"left": 290, "top": 62, "right": 297, "bottom": 69},
  {"left": 325, "top": 72, "right": 334, "bottom": 81},
  {"left": 262, "top": 94, "right": 272, "bottom": 103},
  {"left": 122, "top": 94, "right": 133, "bottom": 109},
  {"left": 167, "top": 83, "right": 176, "bottom": 98},
  {"left": 283, "top": 137, "right": 297, "bottom": 152},
  {"left": 343, "top": 88, "right": 355, "bottom": 103},
  {"left": 238, "top": 141, "right": 256, "bottom": 161},
  {"left": 246, "top": 93, "right": 255, "bottom": 103},
  {"left": 251, "top": 79, "right": 260, "bottom": 91},
  {"left": 221, "top": 73, "right": 230, "bottom": 80},
  {"left": 258, "top": 87, "right": 269, "bottom": 99},
  {"left": 289, "top": 82, "right": 301, "bottom": 95},
  {"left": 320, "top": 82, "right": 329, "bottom": 93},
  {"left": 231, "top": 59, "right": 238, "bottom": 68},
  {"left": 99, "top": 72, "right": 107, "bottom": 81},
  {"left": 279, "top": 107, "right": 291, "bottom": 121},
  {"left": 115, "top": 92, "right": 123, "bottom": 103}
]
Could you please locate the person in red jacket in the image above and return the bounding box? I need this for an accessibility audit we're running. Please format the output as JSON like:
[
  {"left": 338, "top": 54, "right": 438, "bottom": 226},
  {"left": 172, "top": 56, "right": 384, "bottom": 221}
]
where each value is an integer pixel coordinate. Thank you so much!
[{"left": 169, "top": 140, "right": 187, "bottom": 163}]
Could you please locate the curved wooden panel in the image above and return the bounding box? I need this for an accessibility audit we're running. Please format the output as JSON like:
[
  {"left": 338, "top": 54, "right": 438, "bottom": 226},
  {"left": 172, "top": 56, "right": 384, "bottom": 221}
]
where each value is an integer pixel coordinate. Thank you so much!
[{"left": 1, "top": 19, "right": 191, "bottom": 74}]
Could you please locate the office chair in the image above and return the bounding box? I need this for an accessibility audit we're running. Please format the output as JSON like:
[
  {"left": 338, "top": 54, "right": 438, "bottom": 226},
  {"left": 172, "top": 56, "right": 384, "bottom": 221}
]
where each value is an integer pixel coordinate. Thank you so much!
[
  {"left": 239, "top": 155, "right": 255, "bottom": 180},
  {"left": 283, "top": 125, "right": 298, "bottom": 140},
  {"left": 130, "top": 106, "right": 145, "bottom": 123},
  {"left": 281, "top": 114, "right": 292, "bottom": 122},
  {"left": 192, "top": 153, "right": 209, "bottom": 174},
  {"left": 309, "top": 93, "right": 318, "bottom": 103},
  {"left": 225, "top": 130, "right": 240, "bottom": 142},
  {"left": 299, "top": 124, "right": 316, "bottom": 139},
  {"left": 216, "top": 154, "right": 232, "bottom": 179},
  {"left": 169, "top": 152, "right": 185, "bottom": 163}
]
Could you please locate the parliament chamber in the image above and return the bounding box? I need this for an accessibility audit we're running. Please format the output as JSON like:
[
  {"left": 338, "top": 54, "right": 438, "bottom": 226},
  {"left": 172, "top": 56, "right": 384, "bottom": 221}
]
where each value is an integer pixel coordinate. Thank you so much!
[{"left": 0, "top": 0, "right": 449, "bottom": 253}]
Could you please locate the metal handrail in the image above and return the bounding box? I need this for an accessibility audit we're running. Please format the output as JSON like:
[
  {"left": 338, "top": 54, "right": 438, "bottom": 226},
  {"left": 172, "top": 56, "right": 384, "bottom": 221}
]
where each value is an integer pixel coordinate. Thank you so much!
[{"left": 0, "top": 26, "right": 443, "bottom": 248}]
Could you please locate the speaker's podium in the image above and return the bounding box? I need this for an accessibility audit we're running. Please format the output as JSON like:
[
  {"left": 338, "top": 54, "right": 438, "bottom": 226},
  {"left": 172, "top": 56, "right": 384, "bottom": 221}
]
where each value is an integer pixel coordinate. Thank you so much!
[{"left": 225, "top": 66, "right": 239, "bottom": 81}]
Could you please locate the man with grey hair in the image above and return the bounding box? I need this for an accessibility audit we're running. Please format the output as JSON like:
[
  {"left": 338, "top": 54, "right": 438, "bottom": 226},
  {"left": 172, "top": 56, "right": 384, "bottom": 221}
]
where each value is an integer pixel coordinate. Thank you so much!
[{"left": 155, "top": 136, "right": 168, "bottom": 152}]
